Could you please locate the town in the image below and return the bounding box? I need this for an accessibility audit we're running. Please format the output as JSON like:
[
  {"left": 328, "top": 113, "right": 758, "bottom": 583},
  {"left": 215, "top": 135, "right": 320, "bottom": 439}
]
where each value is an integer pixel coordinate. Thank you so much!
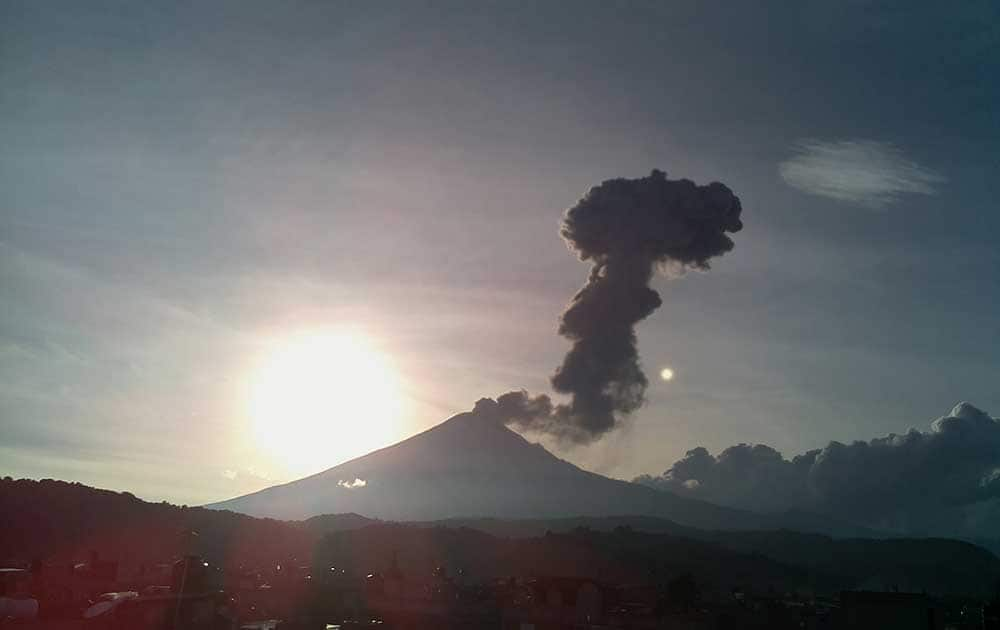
[{"left": 4, "top": 545, "right": 1000, "bottom": 629}]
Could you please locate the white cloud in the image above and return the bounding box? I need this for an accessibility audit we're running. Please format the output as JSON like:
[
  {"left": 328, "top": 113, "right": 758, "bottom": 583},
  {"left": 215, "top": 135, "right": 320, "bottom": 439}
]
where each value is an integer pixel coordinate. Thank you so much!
[
  {"left": 779, "top": 139, "right": 945, "bottom": 207},
  {"left": 338, "top": 478, "right": 367, "bottom": 489}
]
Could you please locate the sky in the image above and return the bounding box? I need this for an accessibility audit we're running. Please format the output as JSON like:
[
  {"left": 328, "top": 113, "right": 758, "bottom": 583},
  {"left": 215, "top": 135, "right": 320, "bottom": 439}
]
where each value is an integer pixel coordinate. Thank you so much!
[{"left": 2, "top": 0, "right": 998, "bottom": 506}]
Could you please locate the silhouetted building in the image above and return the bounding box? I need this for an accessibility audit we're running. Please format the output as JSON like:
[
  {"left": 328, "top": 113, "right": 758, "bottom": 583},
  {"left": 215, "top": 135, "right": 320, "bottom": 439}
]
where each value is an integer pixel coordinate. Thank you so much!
[
  {"left": 985, "top": 600, "right": 1000, "bottom": 630},
  {"left": 172, "top": 555, "right": 215, "bottom": 595},
  {"left": 500, "top": 577, "right": 616, "bottom": 630},
  {"left": 0, "top": 567, "right": 31, "bottom": 596},
  {"left": 839, "top": 590, "right": 942, "bottom": 630}
]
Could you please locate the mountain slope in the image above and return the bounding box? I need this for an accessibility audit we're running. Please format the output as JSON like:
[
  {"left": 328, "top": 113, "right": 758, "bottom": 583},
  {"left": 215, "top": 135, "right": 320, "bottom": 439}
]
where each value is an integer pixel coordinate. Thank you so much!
[{"left": 208, "top": 411, "right": 863, "bottom": 535}]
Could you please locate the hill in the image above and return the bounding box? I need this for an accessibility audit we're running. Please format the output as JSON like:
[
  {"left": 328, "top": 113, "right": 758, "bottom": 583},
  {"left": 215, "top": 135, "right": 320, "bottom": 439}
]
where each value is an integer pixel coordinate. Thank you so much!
[
  {"left": 314, "top": 524, "right": 1000, "bottom": 598},
  {"left": 408, "top": 515, "right": 1000, "bottom": 596},
  {"left": 0, "top": 477, "right": 313, "bottom": 568},
  {"left": 2, "top": 477, "right": 998, "bottom": 597}
]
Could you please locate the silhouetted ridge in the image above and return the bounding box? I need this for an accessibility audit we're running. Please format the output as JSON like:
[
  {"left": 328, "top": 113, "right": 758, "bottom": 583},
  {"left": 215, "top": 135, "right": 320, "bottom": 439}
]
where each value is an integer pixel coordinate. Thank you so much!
[{"left": 5, "top": 478, "right": 998, "bottom": 598}]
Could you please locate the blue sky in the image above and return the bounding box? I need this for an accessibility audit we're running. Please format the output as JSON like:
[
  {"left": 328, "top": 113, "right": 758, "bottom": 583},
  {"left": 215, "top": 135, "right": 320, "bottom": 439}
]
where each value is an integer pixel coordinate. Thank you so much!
[{"left": 2, "top": 1, "right": 998, "bottom": 505}]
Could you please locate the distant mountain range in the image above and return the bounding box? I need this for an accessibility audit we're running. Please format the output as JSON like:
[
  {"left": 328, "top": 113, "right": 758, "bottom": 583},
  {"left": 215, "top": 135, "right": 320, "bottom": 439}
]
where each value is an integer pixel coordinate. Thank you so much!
[
  {"left": 207, "top": 410, "right": 872, "bottom": 537},
  {"left": 3, "top": 478, "right": 999, "bottom": 598}
]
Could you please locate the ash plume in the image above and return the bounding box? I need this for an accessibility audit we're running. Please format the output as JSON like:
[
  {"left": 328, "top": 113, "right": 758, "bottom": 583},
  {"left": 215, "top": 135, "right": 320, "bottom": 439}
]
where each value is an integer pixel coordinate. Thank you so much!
[{"left": 480, "top": 170, "right": 744, "bottom": 443}]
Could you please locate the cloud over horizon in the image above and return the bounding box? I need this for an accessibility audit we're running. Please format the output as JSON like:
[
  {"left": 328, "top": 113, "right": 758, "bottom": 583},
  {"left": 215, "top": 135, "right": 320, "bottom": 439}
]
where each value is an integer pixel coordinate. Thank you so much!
[
  {"left": 634, "top": 402, "right": 1000, "bottom": 538},
  {"left": 779, "top": 139, "right": 946, "bottom": 207}
]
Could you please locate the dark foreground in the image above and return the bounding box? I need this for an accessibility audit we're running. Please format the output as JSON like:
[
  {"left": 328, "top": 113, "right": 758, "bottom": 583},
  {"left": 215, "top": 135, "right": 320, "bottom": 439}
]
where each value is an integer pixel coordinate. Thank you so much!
[{"left": 3, "top": 479, "right": 1000, "bottom": 629}]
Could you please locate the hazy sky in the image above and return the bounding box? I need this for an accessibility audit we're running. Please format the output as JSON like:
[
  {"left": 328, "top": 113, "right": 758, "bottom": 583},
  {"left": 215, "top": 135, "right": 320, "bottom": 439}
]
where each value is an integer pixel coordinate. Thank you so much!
[{"left": 2, "top": 1, "right": 998, "bottom": 505}]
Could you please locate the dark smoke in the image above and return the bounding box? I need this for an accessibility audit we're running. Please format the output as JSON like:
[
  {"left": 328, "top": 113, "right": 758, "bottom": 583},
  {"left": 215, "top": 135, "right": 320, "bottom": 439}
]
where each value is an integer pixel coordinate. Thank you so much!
[{"left": 481, "top": 170, "right": 743, "bottom": 443}]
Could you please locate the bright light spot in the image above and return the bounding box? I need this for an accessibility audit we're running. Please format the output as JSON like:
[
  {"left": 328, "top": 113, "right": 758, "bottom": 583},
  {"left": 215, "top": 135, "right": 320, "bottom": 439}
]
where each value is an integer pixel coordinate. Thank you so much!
[
  {"left": 660, "top": 367, "right": 675, "bottom": 382},
  {"left": 248, "top": 330, "right": 406, "bottom": 475}
]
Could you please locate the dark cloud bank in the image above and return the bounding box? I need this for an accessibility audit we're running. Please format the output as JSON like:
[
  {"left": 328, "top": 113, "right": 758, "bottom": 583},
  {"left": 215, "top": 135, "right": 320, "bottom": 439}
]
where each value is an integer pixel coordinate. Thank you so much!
[
  {"left": 634, "top": 402, "right": 1000, "bottom": 538},
  {"left": 477, "top": 170, "right": 743, "bottom": 443}
]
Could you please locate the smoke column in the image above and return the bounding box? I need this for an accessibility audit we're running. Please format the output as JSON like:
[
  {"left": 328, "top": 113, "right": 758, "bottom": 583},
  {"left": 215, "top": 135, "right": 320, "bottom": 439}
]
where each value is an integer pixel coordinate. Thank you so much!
[{"left": 478, "top": 169, "right": 743, "bottom": 443}]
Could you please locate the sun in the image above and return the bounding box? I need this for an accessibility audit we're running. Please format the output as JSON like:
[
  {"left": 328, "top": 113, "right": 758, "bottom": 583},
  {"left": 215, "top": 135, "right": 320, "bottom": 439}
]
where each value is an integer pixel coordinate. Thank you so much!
[
  {"left": 660, "top": 367, "right": 675, "bottom": 382},
  {"left": 247, "top": 330, "right": 406, "bottom": 475}
]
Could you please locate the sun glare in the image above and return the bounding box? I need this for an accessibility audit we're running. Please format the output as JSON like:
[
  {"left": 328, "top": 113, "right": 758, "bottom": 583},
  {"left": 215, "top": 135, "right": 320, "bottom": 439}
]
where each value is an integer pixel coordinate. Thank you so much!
[{"left": 248, "top": 330, "right": 406, "bottom": 475}]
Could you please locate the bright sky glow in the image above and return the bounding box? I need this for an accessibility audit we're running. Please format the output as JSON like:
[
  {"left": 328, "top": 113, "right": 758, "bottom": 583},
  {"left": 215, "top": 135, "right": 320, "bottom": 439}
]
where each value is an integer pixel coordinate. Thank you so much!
[{"left": 247, "top": 330, "right": 407, "bottom": 476}]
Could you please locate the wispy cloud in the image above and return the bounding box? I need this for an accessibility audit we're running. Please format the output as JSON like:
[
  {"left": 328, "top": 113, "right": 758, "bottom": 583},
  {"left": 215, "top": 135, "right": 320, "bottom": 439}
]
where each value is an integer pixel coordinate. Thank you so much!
[
  {"left": 779, "top": 139, "right": 945, "bottom": 208},
  {"left": 221, "top": 467, "right": 273, "bottom": 483}
]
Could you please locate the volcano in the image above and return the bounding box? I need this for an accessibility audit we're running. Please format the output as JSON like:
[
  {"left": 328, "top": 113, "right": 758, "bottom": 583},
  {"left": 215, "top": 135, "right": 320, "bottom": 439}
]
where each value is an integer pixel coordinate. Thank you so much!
[{"left": 208, "top": 408, "right": 856, "bottom": 534}]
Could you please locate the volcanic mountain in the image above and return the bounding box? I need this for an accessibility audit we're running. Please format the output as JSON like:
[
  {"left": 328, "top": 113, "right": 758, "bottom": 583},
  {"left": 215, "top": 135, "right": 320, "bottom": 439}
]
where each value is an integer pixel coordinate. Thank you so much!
[{"left": 208, "top": 407, "right": 861, "bottom": 535}]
